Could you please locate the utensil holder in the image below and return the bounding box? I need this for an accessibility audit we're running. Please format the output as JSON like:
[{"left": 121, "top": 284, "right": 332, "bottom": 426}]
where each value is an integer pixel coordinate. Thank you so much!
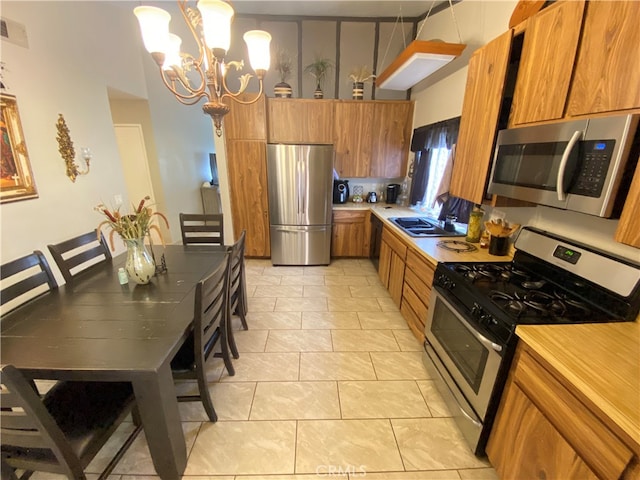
[{"left": 489, "top": 236, "right": 510, "bottom": 256}]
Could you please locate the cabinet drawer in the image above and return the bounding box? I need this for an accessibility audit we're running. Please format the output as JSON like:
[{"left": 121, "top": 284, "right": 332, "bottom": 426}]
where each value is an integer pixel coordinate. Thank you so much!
[
  {"left": 405, "top": 249, "right": 435, "bottom": 288},
  {"left": 382, "top": 227, "right": 407, "bottom": 260},
  {"left": 515, "top": 348, "right": 633, "bottom": 480},
  {"left": 403, "top": 267, "right": 431, "bottom": 303},
  {"left": 402, "top": 282, "right": 429, "bottom": 324},
  {"left": 400, "top": 299, "right": 426, "bottom": 342}
]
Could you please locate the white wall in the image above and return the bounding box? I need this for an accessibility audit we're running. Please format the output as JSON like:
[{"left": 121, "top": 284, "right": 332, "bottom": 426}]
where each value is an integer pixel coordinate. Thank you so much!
[
  {"left": 0, "top": 1, "right": 144, "bottom": 283},
  {"left": 1, "top": 1, "right": 217, "bottom": 279},
  {"left": 409, "top": 1, "right": 640, "bottom": 261}
]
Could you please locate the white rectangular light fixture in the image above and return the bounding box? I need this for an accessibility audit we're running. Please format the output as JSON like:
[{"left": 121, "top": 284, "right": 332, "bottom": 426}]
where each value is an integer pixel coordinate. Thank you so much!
[{"left": 376, "top": 40, "right": 466, "bottom": 90}]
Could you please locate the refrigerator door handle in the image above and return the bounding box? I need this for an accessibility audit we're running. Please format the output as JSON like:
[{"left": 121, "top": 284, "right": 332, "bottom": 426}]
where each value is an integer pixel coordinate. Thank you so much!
[
  {"left": 296, "top": 158, "right": 303, "bottom": 221},
  {"left": 300, "top": 158, "right": 307, "bottom": 216}
]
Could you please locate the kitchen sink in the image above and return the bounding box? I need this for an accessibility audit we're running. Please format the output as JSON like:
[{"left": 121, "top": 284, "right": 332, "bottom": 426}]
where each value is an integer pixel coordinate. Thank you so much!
[{"left": 389, "top": 217, "right": 464, "bottom": 237}]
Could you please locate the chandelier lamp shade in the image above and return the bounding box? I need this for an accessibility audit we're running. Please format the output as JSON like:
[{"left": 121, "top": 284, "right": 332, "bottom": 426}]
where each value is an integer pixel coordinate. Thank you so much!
[
  {"left": 134, "top": 1, "right": 272, "bottom": 136},
  {"left": 375, "top": 40, "right": 466, "bottom": 90}
]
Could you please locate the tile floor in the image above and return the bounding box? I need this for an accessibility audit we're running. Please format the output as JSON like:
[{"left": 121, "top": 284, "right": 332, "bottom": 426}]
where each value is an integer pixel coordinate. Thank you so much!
[{"left": 31, "top": 258, "right": 498, "bottom": 480}]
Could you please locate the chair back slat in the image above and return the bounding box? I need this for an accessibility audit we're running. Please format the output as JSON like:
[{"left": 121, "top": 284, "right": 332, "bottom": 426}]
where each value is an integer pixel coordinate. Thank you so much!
[
  {"left": 47, "top": 230, "right": 111, "bottom": 283},
  {"left": 1, "top": 429, "right": 51, "bottom": 450},
  {"left": 194, "top": 253, "right": 230, "bottom": 356},
  {"left": 229, "top": 230, "right": 246, "bottom": 310},
  {"left": 1, "top": 251, "right": 57, "bottom": 314},
  {"left": 180, "top": 213, "right": 224, "bottom": 245}
]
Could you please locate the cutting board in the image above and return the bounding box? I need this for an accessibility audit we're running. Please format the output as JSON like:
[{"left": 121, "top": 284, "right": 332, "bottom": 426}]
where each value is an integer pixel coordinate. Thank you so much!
[{"left": 509, "top": 0, "right": 546, "bottom": 28}]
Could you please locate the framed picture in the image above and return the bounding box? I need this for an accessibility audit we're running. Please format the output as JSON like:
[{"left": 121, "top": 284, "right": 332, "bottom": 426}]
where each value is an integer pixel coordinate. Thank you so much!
[{"left": 1, "top": 93, "right": 38, "bottom": 203}]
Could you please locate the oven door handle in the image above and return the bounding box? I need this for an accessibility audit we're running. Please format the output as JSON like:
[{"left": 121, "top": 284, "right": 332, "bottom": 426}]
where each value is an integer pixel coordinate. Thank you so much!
[
  {"left": 557, "top": 130, "right": 582, "bottom": 201},
  {"left": 471, "top": 329, "right": 503, "bottom": 353},
  {"left": 425, "top": 341, "right": 482, "bottom": 428}
]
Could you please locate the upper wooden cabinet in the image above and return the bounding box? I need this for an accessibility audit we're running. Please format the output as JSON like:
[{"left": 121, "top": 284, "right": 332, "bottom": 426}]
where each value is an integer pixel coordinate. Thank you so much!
[
  {"left": 509, "top": 0, "right": 585, "bottom": 125},
  {"left": 334, "top": 101, "right": 375, "bottom": 177},
  {"left": 615, "top": 164, "right": 640, "bottom": 248},
  {"left": 223, "top": 93, "right": 267, "bottom": 141},
  {"left": 450, "top": 30, "right": 513, "bottom": 204},
  {"left": 566, "top": 1, "right": 640, "bottom": 116},
  {"left": 370, "top": 102, "right": 414, "bottom": 178},
  {"left": 334, "top": 100, "right": 414, "bottom": 178},
  {"left": 267, "top": 99, "right": 334, "bottom": 144}
]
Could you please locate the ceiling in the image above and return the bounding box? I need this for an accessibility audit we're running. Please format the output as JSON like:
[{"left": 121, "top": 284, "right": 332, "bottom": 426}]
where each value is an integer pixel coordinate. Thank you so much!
[{"left": 231, "top": 1, "right": 449, "bottom": 20}]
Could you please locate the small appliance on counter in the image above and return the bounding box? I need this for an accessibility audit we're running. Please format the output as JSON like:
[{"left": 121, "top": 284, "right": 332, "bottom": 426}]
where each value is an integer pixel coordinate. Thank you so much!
[
  {"left": 333, "top": 179, "right": 349, "bottom": 204},
  {"left": 386, "top": 183, "right": 400, "bottom": 204},
  {"left": 367, "top": 192, "right": 378, "bottom": 203}
]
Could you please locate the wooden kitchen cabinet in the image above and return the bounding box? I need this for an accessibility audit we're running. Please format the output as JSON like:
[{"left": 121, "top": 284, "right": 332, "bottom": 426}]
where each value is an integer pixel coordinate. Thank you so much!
[
  {"left": 224, "top": 93, "right": 270, "bottom": 257},
  {"left": 566, "top": 1, "right": 640, "bottom": 116},
  {"left": 400, "top": 248, "right": 436, "bottom": 341},
  {"left": 449, "top": 30, "right": 513, "bottom": 205},
  {"left": 225, "top": 140, "right": 270, "bottom": 257},
  {"left": 223, "top": 92, "right": 267, "bottom": 141},
  {"left": 615, "top": 164, "right": 640, "bottom": 248},
  {"left": 334, "top": 101, "right": 375, "bottom": 177},
  {"left": 509, "top": 0, "right": 585, "bottom": 125},
  {"left": 267, "top": 98, "right": 334, "bottom": 144},
  {"left": 334, "top": 100, "right": 414, "bottom": 178},
  {"left": 377, "top": 226, "right": 408, "bottom": 307},
  {"left": 331, "top": 209, "right": 371, "bottom": 257},
  {"left": 370, "top": 101, "right": 414, "bottom": 178},
  {"left": 487, "top": 343, "right": 636, "bottom": 480}
]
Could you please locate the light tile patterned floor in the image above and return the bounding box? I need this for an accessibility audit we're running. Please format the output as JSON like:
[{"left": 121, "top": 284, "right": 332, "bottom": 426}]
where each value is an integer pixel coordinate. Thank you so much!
[{"left": 30, "top": 258, "right": 498, "bottom": 480}]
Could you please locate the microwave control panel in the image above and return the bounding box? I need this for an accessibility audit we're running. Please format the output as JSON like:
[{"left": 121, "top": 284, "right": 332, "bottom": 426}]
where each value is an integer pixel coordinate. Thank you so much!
[{"left": 569, "top": 140, "right": 615, "bottom": 197}]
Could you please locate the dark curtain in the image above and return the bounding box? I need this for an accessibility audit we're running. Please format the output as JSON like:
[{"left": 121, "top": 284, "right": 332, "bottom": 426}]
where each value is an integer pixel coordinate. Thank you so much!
[{"left": 408, "top": 116, "right": 461, "bottom": 206}]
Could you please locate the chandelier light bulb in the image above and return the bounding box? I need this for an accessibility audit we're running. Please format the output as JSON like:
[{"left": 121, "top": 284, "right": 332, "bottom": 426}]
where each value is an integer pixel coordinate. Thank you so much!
[
  {"left": 197, "top": 0, "right": 234, "bottom": 54},
  {"left": 163, "top": 33, "right": 183, "bottom": 71},
  {"left": 243, "top": 30, "right": 272, "bottom": 75},
  {"left": 133, "top": 6, "right": 171, "bottom": 55}
]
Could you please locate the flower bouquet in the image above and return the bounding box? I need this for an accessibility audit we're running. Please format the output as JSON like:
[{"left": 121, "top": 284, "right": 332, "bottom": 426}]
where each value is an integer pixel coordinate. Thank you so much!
[{"left": 96, "top": 196, "right": 169, "bottom": 284}]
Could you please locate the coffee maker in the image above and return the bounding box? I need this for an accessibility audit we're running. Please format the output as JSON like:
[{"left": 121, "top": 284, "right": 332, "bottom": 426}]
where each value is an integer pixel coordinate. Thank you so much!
[
  {"left": 386, "top": 184, "right": 400, "bottom": 204},
  {"left": 333, "top": 180, "right": 349, "bottom": 204}
]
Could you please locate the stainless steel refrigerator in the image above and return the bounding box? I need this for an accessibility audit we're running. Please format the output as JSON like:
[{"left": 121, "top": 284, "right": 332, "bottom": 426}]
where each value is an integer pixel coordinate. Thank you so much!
[{"left": 267, "top": 144, "right": 334, "bottom": 265}]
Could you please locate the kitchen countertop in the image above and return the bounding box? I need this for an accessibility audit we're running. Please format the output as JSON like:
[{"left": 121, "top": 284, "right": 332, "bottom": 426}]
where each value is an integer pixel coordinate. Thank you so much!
[
  {"left": 333, "top": 204, "right": 514, "bottom": 264},
  {"left": 516, "top": 321, "right": 640, "bottom": 454}
]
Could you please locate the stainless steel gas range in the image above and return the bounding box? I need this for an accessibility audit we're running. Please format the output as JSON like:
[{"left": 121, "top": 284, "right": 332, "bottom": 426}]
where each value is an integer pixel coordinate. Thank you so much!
[{"left": 422, "top": 226, "right": 640, "bottom": 456}]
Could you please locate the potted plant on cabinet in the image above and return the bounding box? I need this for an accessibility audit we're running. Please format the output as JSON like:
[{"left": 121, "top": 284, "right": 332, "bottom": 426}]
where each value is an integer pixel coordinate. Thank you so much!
[
  {"left": 349, "top": 66, "right": 376, "bottom": 100},
  {"left": 304, "top": 56, "right": 334, "bottom": 99},
  {"left": 273, "top": 47, "right": 293, "bottom": 98}
]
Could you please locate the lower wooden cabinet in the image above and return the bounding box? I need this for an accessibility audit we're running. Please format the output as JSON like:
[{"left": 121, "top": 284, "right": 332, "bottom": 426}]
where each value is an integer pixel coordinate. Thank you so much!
[
  {"left": 331, "top": 210, "right": 370, "bottom": 257},
  {"left": 377, "top": 226, "right": 407, "bottom": 307},
  {"left": 400, "top": 249, "right": 436, "bottom": 341},
  {"left": 487, "top": 343, "right": 636, "bottom": 480},
  {"left": 377, "top": 226, "right": 436, "bottom": 338}
]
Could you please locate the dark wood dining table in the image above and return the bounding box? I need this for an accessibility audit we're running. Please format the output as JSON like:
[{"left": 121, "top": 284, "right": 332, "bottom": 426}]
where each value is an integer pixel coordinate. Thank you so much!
[{"left": 0, "top": 244, "right": 228, "bottom": 480}]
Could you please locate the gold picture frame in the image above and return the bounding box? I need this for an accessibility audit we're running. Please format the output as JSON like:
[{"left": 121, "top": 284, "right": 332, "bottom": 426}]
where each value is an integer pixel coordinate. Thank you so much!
[{"left": 1, "top": 93, "right": 38, "bottom": 203}]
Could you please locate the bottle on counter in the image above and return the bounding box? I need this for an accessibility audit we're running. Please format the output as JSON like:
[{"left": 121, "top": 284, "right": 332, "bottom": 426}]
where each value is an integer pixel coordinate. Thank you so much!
[
  {"left": 465, "top": 206, "right": 484, "bottom": 243},
  {"left": 118, "top": 267, "right": 129, "bottom": 285}
]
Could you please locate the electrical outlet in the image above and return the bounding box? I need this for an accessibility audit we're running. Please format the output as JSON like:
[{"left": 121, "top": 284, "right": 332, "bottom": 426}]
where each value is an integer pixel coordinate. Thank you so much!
[{"left": 114, "top": 194, "right": 123, "bottom": 207}]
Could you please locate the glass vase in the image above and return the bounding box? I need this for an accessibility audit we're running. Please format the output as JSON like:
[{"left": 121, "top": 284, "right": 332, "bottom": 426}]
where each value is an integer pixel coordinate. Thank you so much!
[{"left": 124, "top": 237, "right": 155, "bottom": 285}]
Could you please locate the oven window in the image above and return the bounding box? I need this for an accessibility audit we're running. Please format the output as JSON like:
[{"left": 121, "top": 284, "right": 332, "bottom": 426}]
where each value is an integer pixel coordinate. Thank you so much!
[{"left": 431, "top": 298, "right": 488, "bottom": 393}]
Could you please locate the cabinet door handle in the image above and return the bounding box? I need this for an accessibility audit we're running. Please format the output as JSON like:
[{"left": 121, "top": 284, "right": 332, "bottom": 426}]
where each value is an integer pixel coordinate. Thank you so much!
[{"left": 557, "top": 130, "right": 582, "bottom": 201}]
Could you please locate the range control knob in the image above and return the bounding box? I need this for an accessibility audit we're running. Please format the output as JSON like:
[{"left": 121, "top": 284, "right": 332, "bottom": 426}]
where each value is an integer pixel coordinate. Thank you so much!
[
  {"left": 471, "top": 303, "right": 483, "bottom": 318},
  {"left": 437, "top": 274, "right": 456, "bottom": 290}
]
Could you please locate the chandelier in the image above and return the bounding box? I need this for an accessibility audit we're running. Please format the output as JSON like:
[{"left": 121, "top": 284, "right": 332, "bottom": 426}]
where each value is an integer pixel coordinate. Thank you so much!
[{"left": 134, "top": 0, "right": 272, "bottom": 136}]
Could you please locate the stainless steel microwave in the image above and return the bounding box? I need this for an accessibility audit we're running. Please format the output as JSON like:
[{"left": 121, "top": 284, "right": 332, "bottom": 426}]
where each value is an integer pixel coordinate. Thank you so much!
[{"left": 487, "top": 114, "right": 639, "bottom": 217}]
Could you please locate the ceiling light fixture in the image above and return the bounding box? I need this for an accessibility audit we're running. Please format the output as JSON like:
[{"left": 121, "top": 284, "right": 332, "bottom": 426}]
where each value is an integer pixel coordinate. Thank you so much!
[
  {"left": 376, "top": 0, "right": 465, "bottom": 91},
  {"left": 134, "top": 1, "right": 271, "bottom": 136}
]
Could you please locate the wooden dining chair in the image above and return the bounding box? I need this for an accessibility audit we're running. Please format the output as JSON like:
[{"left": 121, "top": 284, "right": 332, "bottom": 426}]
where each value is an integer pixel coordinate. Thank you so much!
[
  {"left": 0, "top": 364, "right": 142, "bottom": 480},
  {"left": 47, "top": 230, "right": 112, "bottom": 284},
  {"left": 170, "top": 252, "right": 234, "bottom": 422},
  {"left": 179, "top": 213, "right": 224, "bottom": 245},
  {"left": 1, "top": 250, "right": 57, "bottom": 315},
  {"left": 227, "top": 230, "right": 247, "bottom": 359}
]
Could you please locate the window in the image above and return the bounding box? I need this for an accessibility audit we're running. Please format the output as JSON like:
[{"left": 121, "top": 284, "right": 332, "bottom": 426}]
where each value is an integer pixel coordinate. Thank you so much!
[{"left": 409, "top": 116, "right": 472, "bottom": 222}]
